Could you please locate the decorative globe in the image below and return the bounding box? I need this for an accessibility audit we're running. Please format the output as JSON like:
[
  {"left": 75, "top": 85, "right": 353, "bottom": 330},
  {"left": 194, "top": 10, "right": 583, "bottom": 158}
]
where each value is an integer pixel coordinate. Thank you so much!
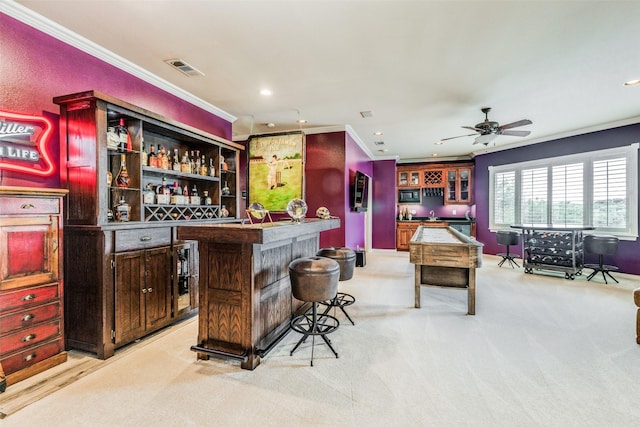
[
  {"left": 316, "top": 206, "right": 331, "bottom": 219},
  {"left": 248, "top": 202, "right": 267, "bottom": 219},
  {"left": 286, "top": 198, "right": 308, "bottom": 221}
]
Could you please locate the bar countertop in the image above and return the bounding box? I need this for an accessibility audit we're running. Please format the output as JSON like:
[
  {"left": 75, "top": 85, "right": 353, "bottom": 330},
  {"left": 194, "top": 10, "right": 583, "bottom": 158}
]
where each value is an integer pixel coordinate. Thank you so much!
[{"left": 177, "top": 217, "right": 340, "bottom": 245}]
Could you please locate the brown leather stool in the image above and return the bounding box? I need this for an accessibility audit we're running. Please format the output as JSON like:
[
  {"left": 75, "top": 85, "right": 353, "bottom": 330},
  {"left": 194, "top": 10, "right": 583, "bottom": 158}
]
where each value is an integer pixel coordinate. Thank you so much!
[
  {"left": 289, "top": 256, "right": 340, "bottom": 366},
  {"left": 317, "top": 247, "right": 357, "bottom": 325}
]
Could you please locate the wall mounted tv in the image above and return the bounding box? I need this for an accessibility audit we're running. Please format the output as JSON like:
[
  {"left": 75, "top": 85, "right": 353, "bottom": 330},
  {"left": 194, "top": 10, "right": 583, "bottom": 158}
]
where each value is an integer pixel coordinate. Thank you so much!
[{"left": 352, "top": 170, "right": 370, "bottom": 212}]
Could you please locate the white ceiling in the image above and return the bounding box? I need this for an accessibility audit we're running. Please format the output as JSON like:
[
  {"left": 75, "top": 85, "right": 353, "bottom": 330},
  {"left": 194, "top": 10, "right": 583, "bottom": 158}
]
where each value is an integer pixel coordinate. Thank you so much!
[{"left": 12, "top": 0, "right": 640, "bottom": 162}]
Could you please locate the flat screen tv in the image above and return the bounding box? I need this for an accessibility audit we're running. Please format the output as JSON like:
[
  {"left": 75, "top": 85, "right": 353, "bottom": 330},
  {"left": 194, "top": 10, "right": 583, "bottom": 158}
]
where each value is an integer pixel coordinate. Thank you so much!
[{"left": 352, "top": 170, "right": 370, "bottom": 212}]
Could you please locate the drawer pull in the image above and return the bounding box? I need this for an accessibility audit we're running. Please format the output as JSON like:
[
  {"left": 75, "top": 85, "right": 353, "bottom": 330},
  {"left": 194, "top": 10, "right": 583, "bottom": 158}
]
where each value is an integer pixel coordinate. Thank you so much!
[
  {"left": 20, "top": 203, "right": 36, "bottom": 209},
  {"left": 22, "top": 293, "right": 37, "bottom": 301},
  {"left": 23, "top": 353, "right": 38, "bottom": 362},
  {"left": 140, "top": 236, "right": 152, "bottom": 242},
  {"left": 22, "top": 333, "right": 36, "bottom": 342},
  {"left": 22, "top": 313, "right": 35, "bottom": 322}
]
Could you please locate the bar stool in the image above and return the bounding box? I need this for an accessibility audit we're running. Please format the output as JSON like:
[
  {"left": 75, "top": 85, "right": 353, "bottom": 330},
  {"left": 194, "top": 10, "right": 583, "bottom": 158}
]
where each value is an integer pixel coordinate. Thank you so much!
[
  {"left": 289, "top": 256, "right": 340, "bottom": 366},
  {"left": 317, "top": 247, "right": 357, "bottom": 325},
  {"left": 583, "top": 235, "right": 619, "bottom": 284},
  {"left": 634, "top": 288, "right": 640, "bottom": 345},
  {"left": 496, "top": 231, "right": 521, "bottom": 268}
]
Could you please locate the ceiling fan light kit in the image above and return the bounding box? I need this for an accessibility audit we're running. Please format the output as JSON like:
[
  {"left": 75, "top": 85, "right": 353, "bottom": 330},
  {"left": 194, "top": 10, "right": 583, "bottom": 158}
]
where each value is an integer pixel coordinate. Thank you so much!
[{"left": 442, "top": 107, "right": 533, "bottom": 146}]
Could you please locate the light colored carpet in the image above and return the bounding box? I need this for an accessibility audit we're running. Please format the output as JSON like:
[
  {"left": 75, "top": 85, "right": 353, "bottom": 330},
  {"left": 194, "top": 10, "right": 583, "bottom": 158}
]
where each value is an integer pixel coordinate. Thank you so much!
[{"left": 1, "top": 251, "right": 639, "bottom": 426}]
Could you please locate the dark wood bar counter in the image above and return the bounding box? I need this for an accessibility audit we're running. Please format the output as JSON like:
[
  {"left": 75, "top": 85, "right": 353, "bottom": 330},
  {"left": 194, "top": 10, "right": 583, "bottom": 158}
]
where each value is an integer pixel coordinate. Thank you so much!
[{"left": 176, "top": 218, "right": 340, "bottom": 369}]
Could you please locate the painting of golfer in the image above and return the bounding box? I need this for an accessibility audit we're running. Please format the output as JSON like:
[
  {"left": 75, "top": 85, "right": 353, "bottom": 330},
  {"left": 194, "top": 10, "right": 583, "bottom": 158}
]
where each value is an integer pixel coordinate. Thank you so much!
[{"left": 248, "top": 132, "right": 304, "bottom": 211}]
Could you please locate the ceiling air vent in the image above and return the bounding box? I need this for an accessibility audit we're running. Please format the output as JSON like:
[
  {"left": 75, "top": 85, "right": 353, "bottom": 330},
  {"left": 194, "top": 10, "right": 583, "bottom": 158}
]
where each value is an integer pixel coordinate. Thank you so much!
[
  {"left": 164, "top": 59, "right": 204, "bottom": 77},
  {"left": 374, "top": 141, "right": 385, "bottom": 146}
]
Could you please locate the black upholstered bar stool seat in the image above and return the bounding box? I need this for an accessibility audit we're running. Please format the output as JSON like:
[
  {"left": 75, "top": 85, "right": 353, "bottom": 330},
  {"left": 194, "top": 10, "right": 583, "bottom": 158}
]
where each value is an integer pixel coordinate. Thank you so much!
[
  {"left": 584, "top": 235, "right": 619, "bottom": 284},
  {"left": 496, "top": 231, "right": 521, "bottom": 268},
  {"left": 289, "top": 256, "right": 340, "bottom": 366},
  {"left": 317, "top": 247, "right": 357, "bottom": 325}
]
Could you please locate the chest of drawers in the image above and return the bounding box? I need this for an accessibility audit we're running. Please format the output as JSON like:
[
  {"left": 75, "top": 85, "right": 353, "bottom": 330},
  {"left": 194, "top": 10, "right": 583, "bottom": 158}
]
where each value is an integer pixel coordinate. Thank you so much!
[{"left": 0, "top": 187, "right": 67, "bottom": 387}]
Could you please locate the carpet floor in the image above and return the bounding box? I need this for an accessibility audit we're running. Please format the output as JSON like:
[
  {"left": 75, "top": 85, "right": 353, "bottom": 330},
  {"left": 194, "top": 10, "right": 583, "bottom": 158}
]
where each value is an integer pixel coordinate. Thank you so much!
[{"left": 1, "top": 251, "right": 639, "bottom": 426}]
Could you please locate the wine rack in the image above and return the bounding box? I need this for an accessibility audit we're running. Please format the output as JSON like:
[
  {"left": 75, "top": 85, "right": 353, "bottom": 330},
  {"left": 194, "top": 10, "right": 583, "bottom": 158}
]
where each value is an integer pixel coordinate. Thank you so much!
[{"left": 515, "top": 225, "right": 593, "bottom": 280}]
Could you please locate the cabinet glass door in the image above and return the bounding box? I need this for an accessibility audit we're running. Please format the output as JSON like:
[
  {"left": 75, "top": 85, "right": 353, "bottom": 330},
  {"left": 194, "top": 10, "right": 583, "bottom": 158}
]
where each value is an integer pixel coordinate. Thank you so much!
[
  {"left": 410, "top": 172, "right": 420, "bottom": 186},
  {"left": 399, "top": 172, "right": 408, "bottom": 186},
  {"left": 459, "top": 168, "right": 470, "bottom": 203},
  {"left": 446, "top": 170, "right": 457, "bottom": 202}
]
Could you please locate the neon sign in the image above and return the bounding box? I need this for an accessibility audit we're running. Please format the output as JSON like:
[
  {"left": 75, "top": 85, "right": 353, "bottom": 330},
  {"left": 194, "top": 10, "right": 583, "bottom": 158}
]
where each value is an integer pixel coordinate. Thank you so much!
[{"left": 0, "top": 111, "right": 56, "bottom": 176}]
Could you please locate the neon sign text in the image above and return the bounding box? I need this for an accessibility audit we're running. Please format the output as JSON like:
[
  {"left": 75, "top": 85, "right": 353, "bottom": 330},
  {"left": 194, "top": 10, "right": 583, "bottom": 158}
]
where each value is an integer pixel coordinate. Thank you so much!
[{"left": 0, "top": 111, "right": 55, "bottom": 176}]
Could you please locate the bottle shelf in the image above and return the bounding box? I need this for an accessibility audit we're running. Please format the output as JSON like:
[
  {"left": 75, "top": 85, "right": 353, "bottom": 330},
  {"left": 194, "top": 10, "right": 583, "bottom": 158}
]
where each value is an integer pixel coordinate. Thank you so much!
[
  {"left": 144, "top": 204, "right": 221, "bottom": 222},
  {"left": 517, "top": 227, "right": 587, "bottom": 280},
  {"left": 142, "top": 166, "right": 220, "bottom": 182}
]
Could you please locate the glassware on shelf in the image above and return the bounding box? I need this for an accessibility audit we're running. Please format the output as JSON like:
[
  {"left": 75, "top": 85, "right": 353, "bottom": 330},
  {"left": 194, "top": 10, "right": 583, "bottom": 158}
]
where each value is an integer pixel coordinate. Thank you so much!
[
  {"left": 222, "top": 181, "right": 230, "bottom": 196},
  {"left": 115, "top": 154, "right": 130, "bottom": 188},
  {"left": 286, "top": 198, "right": 308, "bottom": 222}
]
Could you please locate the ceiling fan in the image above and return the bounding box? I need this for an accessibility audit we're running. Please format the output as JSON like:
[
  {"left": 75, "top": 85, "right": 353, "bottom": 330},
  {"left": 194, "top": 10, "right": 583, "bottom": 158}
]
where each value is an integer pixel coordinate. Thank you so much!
[{"left": 441, "top": 107, "right": 532, "bottom": 145}]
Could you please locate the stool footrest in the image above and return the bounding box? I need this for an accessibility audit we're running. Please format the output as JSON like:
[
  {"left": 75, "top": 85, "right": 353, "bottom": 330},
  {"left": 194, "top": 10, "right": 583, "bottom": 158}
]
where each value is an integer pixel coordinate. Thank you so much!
[{"left": 290, "top": 313, "right": 339, "bottom": 336}]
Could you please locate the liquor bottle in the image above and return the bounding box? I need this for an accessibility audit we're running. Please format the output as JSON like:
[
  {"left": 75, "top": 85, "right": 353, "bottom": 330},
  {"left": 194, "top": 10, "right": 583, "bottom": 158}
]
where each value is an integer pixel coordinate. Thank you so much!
[
  {"left": 220, "top": 205, "right": 229, "bottom": 218},
  {"left": 143, "top": 183, "right": 155, "bottom": 204},
  {"left": 199, "top": 155, "right": 207, "bottom": 176},
  {"left": 189, "top": 150, "right": 195, "bottom": 174},
  {"left": 170, "top": 181, "right": 180, "bottom": 205},
  {"left": 190, "top": 184, "right": 199, "bottom": 205},
  {"left": 156, "top": 144, "right": 164, "bottom": 169},
  {"left": 115, "top": 196, "right": 130, "bottom": 222},
  {"left": 148, "top": 144, "right": 158, "bottom": 168},
  {"left": 161, "top": 146, "right": 169, "bottom": 169},
  {"left": 209, "top": 157, "right": 216, "bottom": 177},
  {"left": 182, "top": 184, "right": 189, "bottom": 205},
  {"left": 141, "top": 142, "right": 148, "bottom": 167},
  {"left": 173, "top": 149, "right": 180, "bottom": 171},
  {"left": 195, "top": 150, "right": 201, "bottom": 173},
  {"left": 222, "top": 181, "right": 230, "bottom": 196},
  {"left": 115, "top": 154, "right": 130, "bottom": 188},
  {"left": 203, "top": 190, "right": 212, "bottom": 205},
  {"left": 116, "top": 118, "right": 129, "bottom": 152},
  {"left": 180, "top": 151, "right": 190, "bottom": 173},
  {"left": 107, "top": 170, "right": 113, "bottom": 187}
]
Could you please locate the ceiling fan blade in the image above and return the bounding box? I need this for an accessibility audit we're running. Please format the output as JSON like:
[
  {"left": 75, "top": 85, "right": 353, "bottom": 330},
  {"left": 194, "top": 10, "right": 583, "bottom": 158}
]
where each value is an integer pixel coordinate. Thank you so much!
[
  {"left": 500, "top": 130, "right": 531, "bottom": 137},
  {"left": 462, "top": 126, "right": 482, "bottom": 132},
  {"left": 440, "top": 133, "right": 477, "bottom": 141},
  {"left": 499, "top": 119, "right": 532, "bottom": 130},
  {"left": 473, "top": 133, "right": 498, "bottom": 145}
]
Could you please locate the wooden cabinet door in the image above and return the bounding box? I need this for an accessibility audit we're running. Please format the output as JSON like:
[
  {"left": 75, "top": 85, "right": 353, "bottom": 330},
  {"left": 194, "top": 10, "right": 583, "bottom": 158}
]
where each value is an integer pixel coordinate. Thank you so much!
[
  {"left": 444, "top": 167, "right": 473, "bottom": 205},
  {"left": 0, "top": 216, "right": 59, "bottom": 291},
  {"left": 144, "top": 246, "right": 172, "bottom": 330},
  {"left": 114, "top": 250, "right": 145, "bottom": 346}
]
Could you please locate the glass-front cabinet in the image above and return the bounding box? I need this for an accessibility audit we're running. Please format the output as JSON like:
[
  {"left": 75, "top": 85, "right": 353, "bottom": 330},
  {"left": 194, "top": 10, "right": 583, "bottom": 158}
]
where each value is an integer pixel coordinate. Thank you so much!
[
  {"left": 398, "top": 170, "right": 420, "bottom": 187},
  {"left": 445, "top": 166, "right": 473, "bottom": 205}
]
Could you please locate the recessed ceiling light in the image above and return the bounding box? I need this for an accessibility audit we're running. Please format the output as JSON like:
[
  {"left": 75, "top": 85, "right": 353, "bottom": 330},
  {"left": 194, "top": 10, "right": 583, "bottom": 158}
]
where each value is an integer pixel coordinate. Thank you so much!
[
  {"left": 374, "top": 131, "right": 383, "bottom": 136},
  {"left": 360, "top": 110, "right": 373, "bottom": 118},
  {"left": 624, "top": 79, "right": 640, "bottom": 86},
  {"left": 432, "top": 153, "right": 439, "bottom": 157},
  {"left": 260, "top": 89, "right": 272, "bottom": 96},
  {"left": 266, "top": 123, "right": 275, "bottom": 128},
  {"left": 378, "top": 148, "right": 388, "bottom": 153},
  {"left": 435, "top": 141, "right": 444, "bottom": 145},
  {"left": 297, "top": 119, "right": 307, "bottom": 124}
]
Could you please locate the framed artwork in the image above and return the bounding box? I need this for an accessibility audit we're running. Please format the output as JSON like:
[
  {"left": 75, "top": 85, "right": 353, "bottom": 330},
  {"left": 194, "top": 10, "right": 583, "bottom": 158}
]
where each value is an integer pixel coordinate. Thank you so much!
[{"left": 247, "top": 132, "right": 305, "bottom": 211}]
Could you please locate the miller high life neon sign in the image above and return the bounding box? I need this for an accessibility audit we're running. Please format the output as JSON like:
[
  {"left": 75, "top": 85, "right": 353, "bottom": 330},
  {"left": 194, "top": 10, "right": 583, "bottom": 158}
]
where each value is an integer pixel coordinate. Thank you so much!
[{"left": 0, "top": 110, "right": 56, "bottom": 176}]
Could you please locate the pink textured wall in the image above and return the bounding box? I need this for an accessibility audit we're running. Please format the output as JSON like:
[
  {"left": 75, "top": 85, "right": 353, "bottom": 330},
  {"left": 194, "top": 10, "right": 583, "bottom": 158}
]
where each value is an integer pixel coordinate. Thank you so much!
[{"left": 0, "top": 13, "right": 231, "bottom": 188}]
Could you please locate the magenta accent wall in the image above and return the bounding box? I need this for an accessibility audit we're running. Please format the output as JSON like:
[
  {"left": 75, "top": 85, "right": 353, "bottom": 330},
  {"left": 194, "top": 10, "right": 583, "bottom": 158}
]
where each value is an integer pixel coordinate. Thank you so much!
[{"left": 0, "top": 13, "right": 231, "bottom": 188}]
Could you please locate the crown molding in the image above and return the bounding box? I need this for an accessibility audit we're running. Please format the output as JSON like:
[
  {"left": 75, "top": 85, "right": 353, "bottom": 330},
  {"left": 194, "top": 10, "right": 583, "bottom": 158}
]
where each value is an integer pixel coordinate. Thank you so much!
[{"left": 1, "top": 1, "right": 236, "bottom": 123}]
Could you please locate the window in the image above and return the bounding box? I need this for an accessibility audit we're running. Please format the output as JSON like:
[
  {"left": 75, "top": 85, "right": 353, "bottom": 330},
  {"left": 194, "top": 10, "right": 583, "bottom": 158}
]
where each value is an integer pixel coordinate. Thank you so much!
[{"left": 489, "top": 144, "right": 638, "bottom": 238}]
